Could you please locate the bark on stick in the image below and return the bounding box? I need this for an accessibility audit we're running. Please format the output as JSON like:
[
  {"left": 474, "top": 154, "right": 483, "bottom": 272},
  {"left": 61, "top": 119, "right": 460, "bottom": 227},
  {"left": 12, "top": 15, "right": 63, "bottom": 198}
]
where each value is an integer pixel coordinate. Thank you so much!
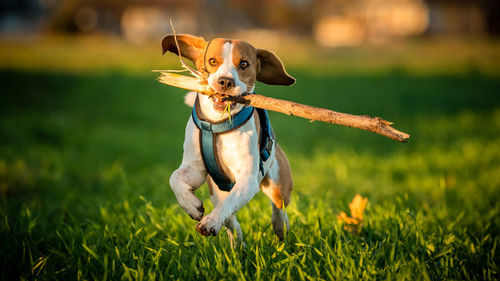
[{"left": 157, "top": 72, "right": 410, "bottom": 143}]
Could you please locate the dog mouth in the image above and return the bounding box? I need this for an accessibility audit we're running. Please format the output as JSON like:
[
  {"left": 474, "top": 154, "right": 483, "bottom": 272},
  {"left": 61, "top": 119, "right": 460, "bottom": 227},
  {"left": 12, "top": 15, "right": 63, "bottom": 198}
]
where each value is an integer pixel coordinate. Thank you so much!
[{"left": 210, "top": 93, "right": 233, "bottom": 112}]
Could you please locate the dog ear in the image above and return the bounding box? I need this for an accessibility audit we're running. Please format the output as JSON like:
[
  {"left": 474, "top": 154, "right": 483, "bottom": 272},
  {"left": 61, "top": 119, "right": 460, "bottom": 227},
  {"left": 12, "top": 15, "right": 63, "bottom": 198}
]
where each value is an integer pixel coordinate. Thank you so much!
[
  {"left": 256, "top": 49, "right": 295, "bottom": 86},
  {"left": 161, "top": 34, "right": 207, "bottom": 65}
]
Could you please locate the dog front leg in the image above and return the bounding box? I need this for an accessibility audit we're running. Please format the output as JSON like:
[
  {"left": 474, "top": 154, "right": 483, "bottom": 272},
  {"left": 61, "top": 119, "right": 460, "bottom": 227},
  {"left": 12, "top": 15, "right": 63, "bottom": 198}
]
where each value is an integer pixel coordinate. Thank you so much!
[
  {"left": 196, "top": 177, "right": 259, "bottom": 236},
  {"left": 169, "top": 165, "right": 206, "bottom": 221}
]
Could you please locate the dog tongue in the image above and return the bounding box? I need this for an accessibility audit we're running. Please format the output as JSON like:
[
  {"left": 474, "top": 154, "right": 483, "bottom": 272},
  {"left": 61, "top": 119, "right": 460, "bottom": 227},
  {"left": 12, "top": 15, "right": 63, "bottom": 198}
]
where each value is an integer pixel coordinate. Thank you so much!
[
  {"left": 214, "top": 99, "right": 227, "bottom": 106},
  {"left": 212, "top": 96, "right": 229, "bottom": 110}
]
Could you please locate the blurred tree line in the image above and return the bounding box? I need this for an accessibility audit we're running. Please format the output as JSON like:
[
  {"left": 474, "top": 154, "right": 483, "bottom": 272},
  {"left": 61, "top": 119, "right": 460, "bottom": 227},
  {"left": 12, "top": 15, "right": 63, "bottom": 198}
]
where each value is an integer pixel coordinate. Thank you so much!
[{"left": 1, "top": 0, "right": 499, "bottom": 44}]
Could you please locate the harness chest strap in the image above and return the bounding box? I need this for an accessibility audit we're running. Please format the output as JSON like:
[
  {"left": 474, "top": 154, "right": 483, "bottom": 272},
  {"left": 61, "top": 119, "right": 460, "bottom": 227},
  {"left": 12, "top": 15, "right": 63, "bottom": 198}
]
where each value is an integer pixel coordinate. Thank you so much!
[{"left": 191, "top": 94, "right": 274, "bottom": 192}]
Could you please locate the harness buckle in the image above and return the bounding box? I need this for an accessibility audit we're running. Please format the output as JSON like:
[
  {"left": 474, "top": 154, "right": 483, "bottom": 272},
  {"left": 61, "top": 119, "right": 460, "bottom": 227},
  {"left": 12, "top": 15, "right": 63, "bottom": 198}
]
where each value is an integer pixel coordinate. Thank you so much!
[
  {"left": 265, "top": 138, "right": 274, "bottom": 154},
  {"left": 199, "top": 120, "right": 212, "bottom": 132},
  {"left": 260, "top": 137, "right": 274, "bottom": 162}
]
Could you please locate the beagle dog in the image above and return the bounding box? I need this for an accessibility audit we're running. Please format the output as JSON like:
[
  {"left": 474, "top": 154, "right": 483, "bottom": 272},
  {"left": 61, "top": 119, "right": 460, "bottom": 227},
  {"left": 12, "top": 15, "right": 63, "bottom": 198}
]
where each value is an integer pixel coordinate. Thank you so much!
[{"left": 163, "top": 34, "right": 295, "bottom": 242}]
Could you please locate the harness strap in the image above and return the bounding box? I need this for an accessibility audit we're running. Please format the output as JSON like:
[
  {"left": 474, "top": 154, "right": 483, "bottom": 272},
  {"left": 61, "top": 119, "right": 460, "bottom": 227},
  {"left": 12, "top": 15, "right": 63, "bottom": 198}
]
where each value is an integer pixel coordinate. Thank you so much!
[
  {"left": 192, "top": 95, "right": 254, "bottom": 191},
  {"left": 256, "top": 108, "right": 274, "bottom": 175}
]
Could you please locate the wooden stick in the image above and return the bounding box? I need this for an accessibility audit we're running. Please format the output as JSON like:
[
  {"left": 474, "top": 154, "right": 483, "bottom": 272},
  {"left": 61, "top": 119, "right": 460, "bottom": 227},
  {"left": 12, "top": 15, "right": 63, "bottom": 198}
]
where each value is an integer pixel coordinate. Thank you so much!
[{"left": 157, "top": 72, "right": 410, "bottom": 143}]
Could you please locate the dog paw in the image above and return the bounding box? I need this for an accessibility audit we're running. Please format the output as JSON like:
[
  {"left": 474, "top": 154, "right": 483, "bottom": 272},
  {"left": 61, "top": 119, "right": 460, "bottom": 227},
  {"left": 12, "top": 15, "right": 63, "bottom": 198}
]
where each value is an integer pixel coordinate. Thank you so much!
[
  {"left": 196, "top": 215, "right": 222, "bottom": 236},
  {"left": 185, "top": 204, "right": 204, "bottom": 221},
  {"left": 177, "top": 191, "right": 204, "bottom": 221}
]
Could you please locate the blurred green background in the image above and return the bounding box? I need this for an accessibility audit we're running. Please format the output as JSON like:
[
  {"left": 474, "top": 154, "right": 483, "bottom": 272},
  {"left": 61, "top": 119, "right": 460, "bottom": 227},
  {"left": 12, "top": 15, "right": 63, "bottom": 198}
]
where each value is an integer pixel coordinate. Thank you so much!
[{"left": 1, "top": 0, "right": 500, "bottom": 280}]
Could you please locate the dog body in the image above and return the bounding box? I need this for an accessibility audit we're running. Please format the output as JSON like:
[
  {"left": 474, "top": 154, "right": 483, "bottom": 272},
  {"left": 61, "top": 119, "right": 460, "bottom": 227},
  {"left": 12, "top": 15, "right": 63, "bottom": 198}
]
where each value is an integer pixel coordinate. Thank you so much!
[{"left": 164, "top": 35, "right": 295, "bottom": 241}]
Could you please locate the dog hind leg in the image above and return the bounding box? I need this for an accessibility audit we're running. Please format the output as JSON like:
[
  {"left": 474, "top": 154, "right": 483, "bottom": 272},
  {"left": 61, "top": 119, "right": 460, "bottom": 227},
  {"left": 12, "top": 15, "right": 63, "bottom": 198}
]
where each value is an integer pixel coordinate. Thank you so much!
[
  {"left": 271, "top": 201, "right": 289, "bottom": 240},
  {"left": 261, "top": 174, "right": 291, "bottom": 240},
  {"left": 261, "top": 144, "right": 293, "bottom": 240}
]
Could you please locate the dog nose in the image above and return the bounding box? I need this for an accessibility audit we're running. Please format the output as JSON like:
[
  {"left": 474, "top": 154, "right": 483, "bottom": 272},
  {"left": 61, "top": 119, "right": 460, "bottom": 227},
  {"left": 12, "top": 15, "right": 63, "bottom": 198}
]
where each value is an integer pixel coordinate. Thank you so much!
[{"left": 217, "top": 77, "right": 235, "bottom": 91}]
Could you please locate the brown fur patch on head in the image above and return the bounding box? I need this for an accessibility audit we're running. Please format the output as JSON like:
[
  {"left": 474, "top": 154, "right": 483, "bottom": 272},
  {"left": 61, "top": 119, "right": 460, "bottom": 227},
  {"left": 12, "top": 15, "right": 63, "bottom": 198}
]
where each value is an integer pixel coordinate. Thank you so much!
[
  {"left": 232, "top": 41, "right": 258, "bottom": 91},
  {"left": 202, "top": 38, "right": 227, "bottom": 74}
]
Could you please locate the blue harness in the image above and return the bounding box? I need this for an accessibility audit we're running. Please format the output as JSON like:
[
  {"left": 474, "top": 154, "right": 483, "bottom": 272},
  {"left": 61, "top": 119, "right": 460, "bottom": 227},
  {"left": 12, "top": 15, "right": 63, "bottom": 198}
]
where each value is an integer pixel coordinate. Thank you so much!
[{"left": 191, "top": 95, "right": 274, "bottom": 192}]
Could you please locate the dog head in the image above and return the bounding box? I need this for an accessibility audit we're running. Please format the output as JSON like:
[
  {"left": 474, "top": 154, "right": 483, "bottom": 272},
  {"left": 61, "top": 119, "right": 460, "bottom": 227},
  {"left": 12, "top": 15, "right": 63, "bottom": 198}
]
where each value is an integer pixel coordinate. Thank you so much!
[{"left": 162, "top": 34, "right": 295, "bottom": 111}]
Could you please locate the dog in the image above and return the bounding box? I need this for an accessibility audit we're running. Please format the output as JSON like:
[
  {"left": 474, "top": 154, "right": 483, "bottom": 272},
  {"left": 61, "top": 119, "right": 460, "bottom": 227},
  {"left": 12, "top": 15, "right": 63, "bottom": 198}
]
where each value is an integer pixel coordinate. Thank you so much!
[{"left": 163, "top": 34, "right": 295, "bottom": 242}]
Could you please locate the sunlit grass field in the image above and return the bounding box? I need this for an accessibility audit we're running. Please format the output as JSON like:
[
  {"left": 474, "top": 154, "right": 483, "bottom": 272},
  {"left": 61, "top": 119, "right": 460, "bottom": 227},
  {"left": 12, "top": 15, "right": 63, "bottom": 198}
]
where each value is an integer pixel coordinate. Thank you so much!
[{"left": 0, "top": 36, "right": 499, "bottom": 280}]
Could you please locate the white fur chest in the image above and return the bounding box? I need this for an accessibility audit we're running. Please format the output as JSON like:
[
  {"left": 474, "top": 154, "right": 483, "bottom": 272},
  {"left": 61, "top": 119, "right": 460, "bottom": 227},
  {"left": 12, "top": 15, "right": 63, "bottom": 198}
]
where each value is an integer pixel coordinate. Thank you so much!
[{"left": 215, "top": 115, "right": 260, "bottom": 181}]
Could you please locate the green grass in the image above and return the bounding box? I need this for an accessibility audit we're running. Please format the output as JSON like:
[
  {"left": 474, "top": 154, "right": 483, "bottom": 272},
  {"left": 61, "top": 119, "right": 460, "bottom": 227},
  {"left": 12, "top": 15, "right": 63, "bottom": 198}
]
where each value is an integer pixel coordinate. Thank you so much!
[{"left": 0, "top": 37, "right": 499, "bottom": 280}]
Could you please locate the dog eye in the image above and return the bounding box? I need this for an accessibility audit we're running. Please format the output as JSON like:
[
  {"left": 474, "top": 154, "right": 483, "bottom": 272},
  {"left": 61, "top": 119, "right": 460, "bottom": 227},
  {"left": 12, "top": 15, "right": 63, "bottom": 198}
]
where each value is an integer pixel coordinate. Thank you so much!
[
  {"left": 239, "top": 60, "right": 249, "bottom": 69},
  {"left": 209, "top": 58, "right": 217, "bottom": 66}
]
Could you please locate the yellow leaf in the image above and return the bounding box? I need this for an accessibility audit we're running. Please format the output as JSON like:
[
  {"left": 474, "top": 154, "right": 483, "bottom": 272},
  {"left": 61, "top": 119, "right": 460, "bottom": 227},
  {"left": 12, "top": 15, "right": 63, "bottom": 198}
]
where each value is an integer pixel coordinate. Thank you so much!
[
  {"left": 336, "top": 212, "right": 357, "bottom": 225},
  {"left": 336, "top": 194, "right": 368, "bottom": 234},
  {"left": 349, "top": 194, "right": 368, "bottom": 221}
]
